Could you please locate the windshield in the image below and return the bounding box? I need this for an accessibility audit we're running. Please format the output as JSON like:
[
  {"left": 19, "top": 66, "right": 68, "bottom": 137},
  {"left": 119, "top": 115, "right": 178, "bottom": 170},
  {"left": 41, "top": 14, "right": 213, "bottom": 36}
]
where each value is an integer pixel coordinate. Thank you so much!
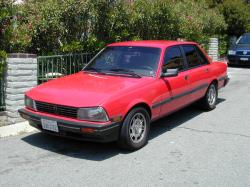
[
  {"left": 84, "top": 46, "right": 161, "bottom": 77},
  {"left": 237, "top": 34, "right": 250, "bottom": 45}
]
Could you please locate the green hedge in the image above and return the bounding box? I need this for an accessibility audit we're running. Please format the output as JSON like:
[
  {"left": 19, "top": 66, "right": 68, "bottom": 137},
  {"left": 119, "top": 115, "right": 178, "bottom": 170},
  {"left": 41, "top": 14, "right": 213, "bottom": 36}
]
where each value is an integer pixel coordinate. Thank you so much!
[
  {"left": 14, "top": 0, "right": 226, "bottom": 54},
  {"left": 218, "top": 0, "right": 250, "bottom": 37},
  {"left": 3, "top": 0, "right": 250, "bottom": 55},
  {"left": 0, "top": 51, "right": 6, "bottom": 75}
]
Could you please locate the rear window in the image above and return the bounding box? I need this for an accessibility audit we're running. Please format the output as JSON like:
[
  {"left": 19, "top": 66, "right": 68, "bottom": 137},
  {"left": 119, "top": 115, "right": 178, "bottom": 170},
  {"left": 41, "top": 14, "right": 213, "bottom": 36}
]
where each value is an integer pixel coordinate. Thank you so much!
[{"left": 195, "top": 46, "right": 209, "bottom": 65}]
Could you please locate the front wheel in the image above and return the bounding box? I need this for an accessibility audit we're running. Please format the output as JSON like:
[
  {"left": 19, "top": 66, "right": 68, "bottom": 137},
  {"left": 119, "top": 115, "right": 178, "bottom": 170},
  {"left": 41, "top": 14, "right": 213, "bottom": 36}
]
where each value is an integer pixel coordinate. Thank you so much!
[
  {"left": 199, "top": 83, "right": 218, "bottom": 111},
  {"left": 117, "top": 107, "right": 150, "bottom": 151}
]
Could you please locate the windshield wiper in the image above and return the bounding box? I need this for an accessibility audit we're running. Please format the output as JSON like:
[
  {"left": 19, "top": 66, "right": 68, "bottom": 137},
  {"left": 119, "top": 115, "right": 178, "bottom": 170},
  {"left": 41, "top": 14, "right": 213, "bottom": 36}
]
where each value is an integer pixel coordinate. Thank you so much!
[
  {"left": 83, "top": 67, "right": 106, "bottom": 74},
  {"left": 83, "top": 67, "right": 101, "bottom": 72},
  {"left": 108, "top": 68, "right": 141, "bottom": 78}
]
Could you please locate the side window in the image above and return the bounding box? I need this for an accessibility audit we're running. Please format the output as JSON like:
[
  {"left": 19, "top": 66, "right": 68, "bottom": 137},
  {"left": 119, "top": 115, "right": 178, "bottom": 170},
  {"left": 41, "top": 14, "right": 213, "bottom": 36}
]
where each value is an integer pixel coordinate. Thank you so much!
[
  {"left": 195, "top": 46, "right": 209, "bottom": 65},
  {"left": 183, "top": 45, "right": 201, "bottom": 68},
  {"left": 163, "top": 47, "right": 184, "bottom": 71}
]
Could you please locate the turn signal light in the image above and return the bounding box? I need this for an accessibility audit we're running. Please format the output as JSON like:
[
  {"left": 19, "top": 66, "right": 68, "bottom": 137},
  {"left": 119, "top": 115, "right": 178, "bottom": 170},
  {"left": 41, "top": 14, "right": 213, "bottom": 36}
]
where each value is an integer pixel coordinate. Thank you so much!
[
  {"left": 81, "top": 128, "right": 94, "bottom": 134},
  {"left": 111, "top": 115, "right": 123, "bottom": 122}
]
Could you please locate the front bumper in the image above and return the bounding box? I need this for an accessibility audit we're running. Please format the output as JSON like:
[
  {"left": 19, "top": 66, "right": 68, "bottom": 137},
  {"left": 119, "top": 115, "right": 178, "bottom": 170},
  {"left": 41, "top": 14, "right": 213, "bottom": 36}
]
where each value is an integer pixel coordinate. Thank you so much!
[
  {"left": 18, "top": 109, "right": 121, "bottom": 143},
  {"left": 227, "top": 55, "right": 250, "bottom": 65},
  {"left": 224, "top": 76, "right": 230, "bottom": 87}
]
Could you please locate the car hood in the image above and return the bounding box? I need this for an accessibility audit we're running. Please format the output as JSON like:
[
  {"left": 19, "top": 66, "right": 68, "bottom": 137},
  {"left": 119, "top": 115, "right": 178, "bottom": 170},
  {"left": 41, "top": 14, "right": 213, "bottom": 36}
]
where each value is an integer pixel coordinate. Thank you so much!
[
  {"left": 27, "top": 72, "right": 153, "bottom": 107},
  {"left": 230, "top": 44, "right": 250, "bottom": 50}
]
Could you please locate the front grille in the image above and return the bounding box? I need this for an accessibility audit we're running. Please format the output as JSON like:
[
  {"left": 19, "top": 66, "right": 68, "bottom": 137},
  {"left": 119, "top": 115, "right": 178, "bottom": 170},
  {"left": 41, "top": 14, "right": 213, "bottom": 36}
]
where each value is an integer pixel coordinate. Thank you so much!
[
  {"left": 35, "top": 101, "right": 78, "bottom": 119},
  {"left": 236, "top": 51, "right": 250, "bottom": 56}
]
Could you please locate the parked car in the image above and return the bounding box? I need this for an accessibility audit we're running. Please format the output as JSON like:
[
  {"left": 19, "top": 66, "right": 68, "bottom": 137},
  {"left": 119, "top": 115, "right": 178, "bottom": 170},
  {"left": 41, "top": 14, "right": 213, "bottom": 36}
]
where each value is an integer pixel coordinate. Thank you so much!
[
  {"left": 19, "top": 40, "right": 229, "bottom": 150},
  {"left": 228, "top": 33, "right": 250, "bottom": 65}
]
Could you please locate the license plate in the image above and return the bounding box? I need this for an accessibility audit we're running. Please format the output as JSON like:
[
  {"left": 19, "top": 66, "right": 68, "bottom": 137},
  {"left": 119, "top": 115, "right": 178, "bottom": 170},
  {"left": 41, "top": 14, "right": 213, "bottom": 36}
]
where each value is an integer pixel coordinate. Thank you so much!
[
  {"left": 41, "top": 119, "right": 59, "bottom": 132},
  {"left": 240, "top": 58, "right": 248, "bottom": 61}
]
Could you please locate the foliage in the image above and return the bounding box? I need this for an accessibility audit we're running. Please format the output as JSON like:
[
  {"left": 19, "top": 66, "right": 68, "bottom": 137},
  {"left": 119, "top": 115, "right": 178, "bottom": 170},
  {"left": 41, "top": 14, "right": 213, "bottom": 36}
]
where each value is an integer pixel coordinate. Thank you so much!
[
  {"left": 173, "top": 0, "right": 226, "bottom": 44},
  {"left": 0, "top": 57, "right": 5, "bottom": 76},
  {"left": 18, "top": 0, "right": 67, "bottom": 54},
  {"left": 0, "top": 0, "right": 14, "bottom": 56},
  {"left": 0, "top": 50, "right": 6, "bottom": 75},
  {"left": 128, "top": 0, "right": 177, "bottom": 40},
  {"left": 218, "top": 0, "right": 250, "bottom": 36},
  {"left": 218, "top": 35, "right": 228, "bottom": 56},
  {"left": 0, "top": 0, "right": 244, "bottom": 55},
  {"left": 0, "top": 0, "right": 13, "bottom": 74}
]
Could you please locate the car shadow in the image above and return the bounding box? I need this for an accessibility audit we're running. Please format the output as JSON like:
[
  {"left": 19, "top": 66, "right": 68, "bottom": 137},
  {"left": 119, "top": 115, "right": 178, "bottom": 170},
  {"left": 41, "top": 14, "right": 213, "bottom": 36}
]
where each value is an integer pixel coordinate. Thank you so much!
[
  {"left": 149, "top": 97, "right": 225, "bottom": 140},
  {"left": 22, "top": 98, "right": 225, "bottom": 161},
  {"left": 228, "top": 64, "right": 250, "bottom": 69}
]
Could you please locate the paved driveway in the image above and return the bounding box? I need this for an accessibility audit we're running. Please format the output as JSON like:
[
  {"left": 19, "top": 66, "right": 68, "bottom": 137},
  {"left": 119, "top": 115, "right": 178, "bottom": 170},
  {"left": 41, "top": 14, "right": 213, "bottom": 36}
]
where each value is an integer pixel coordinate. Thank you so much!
[{"left": 0, "top": 67, "right": 250, "bottom": 187}]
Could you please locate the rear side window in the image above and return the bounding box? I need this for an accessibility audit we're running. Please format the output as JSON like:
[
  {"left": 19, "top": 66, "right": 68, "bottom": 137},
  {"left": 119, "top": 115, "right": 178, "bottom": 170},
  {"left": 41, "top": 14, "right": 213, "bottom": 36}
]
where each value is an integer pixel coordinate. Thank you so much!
[
  {"left": 163, "top": 47, "right": 184, "bottom": 71},
  {"left": 196, "top": 46, "right": 209, "bottom": 65},
  {"left": 183, "top": 45, "right": 205, "bottom": 68}
]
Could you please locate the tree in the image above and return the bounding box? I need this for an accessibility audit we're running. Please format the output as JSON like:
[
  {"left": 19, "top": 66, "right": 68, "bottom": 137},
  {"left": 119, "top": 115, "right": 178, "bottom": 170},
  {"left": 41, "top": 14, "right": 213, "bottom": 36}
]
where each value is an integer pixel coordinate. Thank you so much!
[
  {"left": 219, "top": 0, "right": 250, "bottom": 36},
  {"left": 0, "top": 0, "right": 229, "bottom": 55},
  {"left": 0, "top": 0, "right": 16, "bottom": 57}
]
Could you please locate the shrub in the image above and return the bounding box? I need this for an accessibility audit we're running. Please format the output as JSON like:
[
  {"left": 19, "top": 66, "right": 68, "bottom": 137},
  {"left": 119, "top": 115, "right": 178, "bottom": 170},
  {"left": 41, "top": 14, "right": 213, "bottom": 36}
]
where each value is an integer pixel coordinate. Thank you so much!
[
  {"left": 0, "top": 0, "right": 16, "bottom": 54},
  {"left": 173, "top": 0, "right": 226, "bottom": 44},
  {"left": 218, "top": 0, "right": 250, "bottom": 36},
  {"left": 2, "top": 0, "right": 229, "bottom": 55},
  {"left": 0, "top": 50, "right": 6, "bottom": 75}
]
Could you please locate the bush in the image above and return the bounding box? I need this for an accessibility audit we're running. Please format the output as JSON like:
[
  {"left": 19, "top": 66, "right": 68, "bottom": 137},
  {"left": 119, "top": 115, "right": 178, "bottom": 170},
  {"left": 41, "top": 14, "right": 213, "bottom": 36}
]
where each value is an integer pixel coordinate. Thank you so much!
[
  {"left": 0, "top": 50, "right": 6, "bottom": 75},
  {"left": 2, "top": 0, "right": 229, "bottom": 55},
  {"left": 0, "top": 0, "right": 16, "bottom": 55},
  {"left": 219, "top": 0, "right": 250, "bottom": 36},
  {"left": 173, "top": 0, "right": 226, "bottom": 43}
]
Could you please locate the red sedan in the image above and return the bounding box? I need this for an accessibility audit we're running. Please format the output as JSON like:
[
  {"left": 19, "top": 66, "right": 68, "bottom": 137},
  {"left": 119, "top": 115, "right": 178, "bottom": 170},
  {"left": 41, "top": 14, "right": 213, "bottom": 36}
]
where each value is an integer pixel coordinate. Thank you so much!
[{"left": 19, "top": 40, "right": 229, "bottom": 150}]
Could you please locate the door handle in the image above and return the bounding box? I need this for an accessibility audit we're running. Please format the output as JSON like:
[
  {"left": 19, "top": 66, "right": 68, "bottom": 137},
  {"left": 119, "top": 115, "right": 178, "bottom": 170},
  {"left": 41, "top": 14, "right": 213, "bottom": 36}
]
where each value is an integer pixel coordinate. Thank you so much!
[
  {"left": 205, "top": 68, "right": 209, "bottom": 73},
  {"left": 184, "top": 75, "right": 189, "bottom": 80}
]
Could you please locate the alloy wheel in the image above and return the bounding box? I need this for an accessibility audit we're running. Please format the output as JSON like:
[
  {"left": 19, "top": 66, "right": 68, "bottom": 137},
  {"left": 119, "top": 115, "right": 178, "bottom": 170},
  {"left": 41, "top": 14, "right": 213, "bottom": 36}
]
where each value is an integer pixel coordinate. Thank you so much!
[{"left": 129, "top": 113, "right": 146, "bottom": 143}]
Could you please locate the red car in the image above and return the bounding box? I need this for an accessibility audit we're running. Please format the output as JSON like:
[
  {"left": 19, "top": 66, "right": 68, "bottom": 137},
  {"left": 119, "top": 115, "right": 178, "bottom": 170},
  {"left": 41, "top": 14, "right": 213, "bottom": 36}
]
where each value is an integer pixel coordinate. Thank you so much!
[{"left": 19, "top": 40, "right": 229, "bottom": 150}]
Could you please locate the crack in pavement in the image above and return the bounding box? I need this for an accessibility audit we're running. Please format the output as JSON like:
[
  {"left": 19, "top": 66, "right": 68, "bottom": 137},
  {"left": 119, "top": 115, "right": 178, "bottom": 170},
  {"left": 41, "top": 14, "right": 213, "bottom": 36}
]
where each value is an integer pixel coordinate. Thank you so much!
[{"left": 177, "top": 127, "right": 250, "bottom": 139}]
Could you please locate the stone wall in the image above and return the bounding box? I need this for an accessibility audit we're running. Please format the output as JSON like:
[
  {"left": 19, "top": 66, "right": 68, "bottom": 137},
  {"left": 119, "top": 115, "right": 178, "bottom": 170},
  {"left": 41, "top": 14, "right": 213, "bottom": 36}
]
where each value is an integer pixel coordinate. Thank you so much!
[
  {"left": 0, "top": 111, "right": 7, "bottom": 127},
  {"left": 5, "top": 53, "right": 37, "bottom": 125}
]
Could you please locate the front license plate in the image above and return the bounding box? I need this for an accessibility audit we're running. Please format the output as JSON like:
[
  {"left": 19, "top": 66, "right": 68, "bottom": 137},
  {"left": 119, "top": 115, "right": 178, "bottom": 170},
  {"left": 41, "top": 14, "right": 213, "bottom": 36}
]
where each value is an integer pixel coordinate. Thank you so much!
[
  {"left": 240, "top": 57, "right": 248, "bottom": 61},
  {"left": 41, "top": 119, "right": 59, "bottom": 132}
]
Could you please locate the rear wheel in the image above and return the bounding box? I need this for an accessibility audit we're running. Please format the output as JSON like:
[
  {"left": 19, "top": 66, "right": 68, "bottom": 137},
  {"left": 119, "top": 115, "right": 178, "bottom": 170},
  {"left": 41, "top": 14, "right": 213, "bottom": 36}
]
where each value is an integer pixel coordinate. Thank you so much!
[
  {"left": 199, "top": 83, "right": 218, "bottom": 111},
  {"left": 118, "top": 107, "right": 150, "bottom": 151}
]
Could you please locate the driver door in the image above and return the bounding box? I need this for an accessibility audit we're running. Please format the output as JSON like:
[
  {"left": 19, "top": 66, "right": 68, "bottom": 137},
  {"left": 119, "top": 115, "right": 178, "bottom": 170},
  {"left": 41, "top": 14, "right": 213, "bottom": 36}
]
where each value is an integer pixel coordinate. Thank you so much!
[{"left": 159, "top": 46, "right": 191, "bottom": 116}]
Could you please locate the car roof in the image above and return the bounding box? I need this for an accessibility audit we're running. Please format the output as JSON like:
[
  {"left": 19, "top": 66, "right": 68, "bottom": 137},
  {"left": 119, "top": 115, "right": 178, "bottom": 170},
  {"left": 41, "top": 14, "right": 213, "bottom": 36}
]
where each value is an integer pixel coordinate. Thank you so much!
[{"left": 108, "top": 40, "right": 197, "bottom": 48}]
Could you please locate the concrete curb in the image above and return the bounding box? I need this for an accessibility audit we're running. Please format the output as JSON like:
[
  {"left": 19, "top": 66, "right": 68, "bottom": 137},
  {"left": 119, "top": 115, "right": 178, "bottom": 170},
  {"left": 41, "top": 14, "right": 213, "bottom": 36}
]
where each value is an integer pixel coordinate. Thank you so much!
[{"left": 0, "top": 121, "right": 38, "bottom": 138}]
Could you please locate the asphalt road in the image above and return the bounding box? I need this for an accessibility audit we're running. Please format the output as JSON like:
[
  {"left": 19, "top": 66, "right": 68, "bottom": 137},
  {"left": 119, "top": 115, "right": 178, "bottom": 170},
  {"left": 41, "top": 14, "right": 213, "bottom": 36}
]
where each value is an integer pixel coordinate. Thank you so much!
[{"left": 1, "top": 67, "right": 250, "bottom": 187}]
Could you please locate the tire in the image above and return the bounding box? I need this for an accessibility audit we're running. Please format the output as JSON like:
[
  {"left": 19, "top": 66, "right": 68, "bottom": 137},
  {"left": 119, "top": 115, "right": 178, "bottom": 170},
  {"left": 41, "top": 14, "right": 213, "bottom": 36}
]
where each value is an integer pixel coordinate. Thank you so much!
[
  {"left": 117, "top": 107, "right": 150, "bottom": 151},
  {"left": 199, "top": 83, "right": 218, "bottom": 111},
  {"left": 227, "top": 61, "right": 233, "bottom": 67}
]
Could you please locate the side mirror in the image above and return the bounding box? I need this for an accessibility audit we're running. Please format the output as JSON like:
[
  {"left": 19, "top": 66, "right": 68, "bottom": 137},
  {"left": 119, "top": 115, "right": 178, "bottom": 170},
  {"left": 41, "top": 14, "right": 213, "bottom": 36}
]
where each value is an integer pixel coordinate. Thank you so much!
[{"left": 161, "top": 68, "right": 179, "bottom": 77}]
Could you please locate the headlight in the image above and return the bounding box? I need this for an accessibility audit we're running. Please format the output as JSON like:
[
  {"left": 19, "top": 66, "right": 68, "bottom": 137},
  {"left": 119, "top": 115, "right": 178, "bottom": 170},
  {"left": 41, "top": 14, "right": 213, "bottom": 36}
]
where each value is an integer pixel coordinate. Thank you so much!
[
  {"left": 25, "top": 96, "right": 36, "bottom": 110},
  {"left": 77, "top": 107, "right": 109, "bottom": 122},
  {"left": 228, "top": 50, "right": 236, "bottom": 55}
]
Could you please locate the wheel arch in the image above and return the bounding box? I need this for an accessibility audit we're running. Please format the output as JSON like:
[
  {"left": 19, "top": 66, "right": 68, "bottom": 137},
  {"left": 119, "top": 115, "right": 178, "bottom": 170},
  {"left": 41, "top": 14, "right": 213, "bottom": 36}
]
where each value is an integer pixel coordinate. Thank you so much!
[
  {"left": 124, "top": 102, "right": 152, "bottom": 120},
  {"left": 210, "top": 79, "right": 218, "bottom": 88}
]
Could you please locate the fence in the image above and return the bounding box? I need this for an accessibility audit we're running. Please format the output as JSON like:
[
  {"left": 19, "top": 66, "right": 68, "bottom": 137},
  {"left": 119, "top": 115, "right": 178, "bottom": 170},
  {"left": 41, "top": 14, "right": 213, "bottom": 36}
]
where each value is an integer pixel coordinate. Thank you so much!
[
  {"left": 0, "top": 58, "right": 5, "bottom": 111},
  {"left": 37, "top": 53, "right": 94, "bottom": 84}
]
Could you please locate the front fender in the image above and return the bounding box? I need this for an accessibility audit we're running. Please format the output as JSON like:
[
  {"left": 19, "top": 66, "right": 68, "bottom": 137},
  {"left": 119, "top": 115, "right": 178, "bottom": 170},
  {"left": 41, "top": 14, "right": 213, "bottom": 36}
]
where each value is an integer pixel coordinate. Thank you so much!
[{"left": 124, "top": 99, "right": 152, "bottom": 119}]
